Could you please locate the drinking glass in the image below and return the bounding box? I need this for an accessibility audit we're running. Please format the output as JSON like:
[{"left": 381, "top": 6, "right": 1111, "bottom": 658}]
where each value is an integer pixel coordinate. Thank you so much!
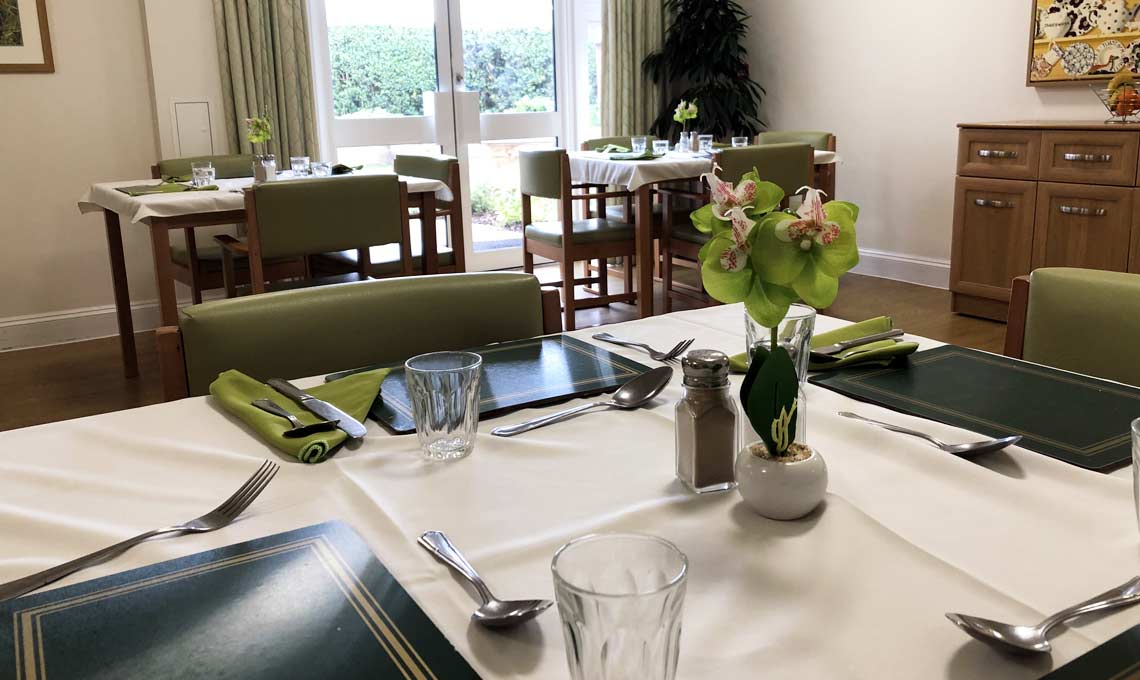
[
  {"left": 677, "top": 132, "right": 692, "bottom": 153},
  {"left": 652, "top": 139, "right": 670, "bottom": 155},
  {"left": 697, "top": 134, "right": 714, "bottom": 153},
  {"left": 405, "top": 351, "right": 483, "bottom": 461},
  {"left": 552, "top": 533, "right": 688, "bottom": 680},
  {"left": 1133, "top": 418, "right": 1140, "bottom": 533},
  {"left": 631, "top": 136, "right": 648, "bottom": 153},
  {"left": 190, "top": 161, "right": 215, "bottom": 188},
  {"left": 731, "top": 136, "right": 749, "bottom": 147},
  {"left": 290, "top": 156, "right": 311, "bottom": 176},
  {"left": 311, "top": 162, "right": 332, "bottom": 177}
]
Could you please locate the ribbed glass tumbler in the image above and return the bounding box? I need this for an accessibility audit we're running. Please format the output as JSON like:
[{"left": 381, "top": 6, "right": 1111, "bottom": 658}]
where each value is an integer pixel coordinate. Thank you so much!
[
  {"left": 551, "top": 533, "right": 688, "bottom": 680},
  {"left": 405, "top": 351, "right": 482, "bottom": 461}
]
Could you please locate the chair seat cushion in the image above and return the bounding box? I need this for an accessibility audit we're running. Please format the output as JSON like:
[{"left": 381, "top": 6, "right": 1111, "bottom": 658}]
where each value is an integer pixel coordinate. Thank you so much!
[
  {"left": 525, "top": 218, "right": 634, "bottom": 247},
  {"left": 172, "top": 243, "right": 301, "bottom": 273},
  {"left": 671, "top": 222, "right": 711, "bottom": 245}
]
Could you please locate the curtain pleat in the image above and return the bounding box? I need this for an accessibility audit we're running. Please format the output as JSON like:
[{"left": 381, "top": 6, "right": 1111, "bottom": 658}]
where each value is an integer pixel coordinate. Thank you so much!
[{"left": 601, "top": 0, "right": 663, "bottom": 138}]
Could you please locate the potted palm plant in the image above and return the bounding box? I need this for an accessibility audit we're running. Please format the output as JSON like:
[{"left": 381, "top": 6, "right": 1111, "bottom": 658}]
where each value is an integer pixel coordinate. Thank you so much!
[{"left": 691, "top": 169, "right": 860, "bottom": 519}]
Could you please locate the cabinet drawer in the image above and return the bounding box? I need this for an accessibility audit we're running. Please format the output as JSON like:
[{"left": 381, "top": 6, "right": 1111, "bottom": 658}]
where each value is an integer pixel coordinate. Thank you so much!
[
  {"left": 1039, "top": 131, "right": 1138, "bottom": 186},
  {"left": 957, "top": 128, "right": 1041, "bottom": 180},
  {"left": 950, "top": 177, "right": 1037, "bottom": 301},
  {"left": 1032, "top": 183, "right": 1132, "bottom": 272}
]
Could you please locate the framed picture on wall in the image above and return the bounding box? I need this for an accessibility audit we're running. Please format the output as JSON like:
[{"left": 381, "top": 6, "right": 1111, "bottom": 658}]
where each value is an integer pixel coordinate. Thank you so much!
[
  {"left": 0, "top": 0, "right": 52, "bottom": 73},
  {"left": 1025, "top": 0, "right": 1140, "bottom": 86}
]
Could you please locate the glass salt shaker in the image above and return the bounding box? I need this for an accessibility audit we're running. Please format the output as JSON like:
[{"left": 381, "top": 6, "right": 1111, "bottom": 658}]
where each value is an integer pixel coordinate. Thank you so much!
[{"left": 675, "top": 350, "right": 738, "bottom": 494}]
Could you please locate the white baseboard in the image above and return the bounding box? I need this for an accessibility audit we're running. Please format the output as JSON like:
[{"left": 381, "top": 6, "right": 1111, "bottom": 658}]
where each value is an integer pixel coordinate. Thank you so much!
[{"left": 852, "top": 247, "right": 950, "bottom": 289}]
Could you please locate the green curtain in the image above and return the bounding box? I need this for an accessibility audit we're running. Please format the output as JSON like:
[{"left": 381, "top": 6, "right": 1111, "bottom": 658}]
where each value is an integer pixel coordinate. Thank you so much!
[
  {"left": 213, "top": 0, "right": 319, "bottom": 160},
  {"left": 600, "top": 0, "right": 663, "bottom": 138}
]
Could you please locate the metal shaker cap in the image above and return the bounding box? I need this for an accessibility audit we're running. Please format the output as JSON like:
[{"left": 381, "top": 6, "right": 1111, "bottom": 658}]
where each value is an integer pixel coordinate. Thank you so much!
[{"left": 681, "top": 349, "right": 730, "bottom": 387}]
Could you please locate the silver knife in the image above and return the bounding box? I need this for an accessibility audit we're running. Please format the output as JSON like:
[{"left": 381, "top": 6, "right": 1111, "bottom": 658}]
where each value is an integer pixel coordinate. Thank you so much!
[
  {"left": 266, "top": 378, "right": 367, "bottom": 439},
  {"left": 813, "top": 329, "right": 904, "bottom": 356}
]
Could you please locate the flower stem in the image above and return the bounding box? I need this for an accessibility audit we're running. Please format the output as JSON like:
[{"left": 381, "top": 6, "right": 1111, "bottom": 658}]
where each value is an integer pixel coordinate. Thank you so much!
[{"left": 770, "top": 326, "right": 778, "bottom": 352}]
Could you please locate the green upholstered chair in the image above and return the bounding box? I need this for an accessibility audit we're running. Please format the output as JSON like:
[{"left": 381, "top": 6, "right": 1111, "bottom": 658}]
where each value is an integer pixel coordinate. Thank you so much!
[
  {"left": 215, "top": 174, "right": 411, "bottom": 296},
  {"left": 579, "top": 135, "right": 663, "bottom": 225},
  {"left": 156, "top": 272, "right": 562, "bottom": 398},
  {"left": 520, "top": 148, "right": 640, "bottom": 330},
  {"left": 754, "top": 130, "right": 837, "bottom": 198},
  {"left": 660, "top": 143, "right": 814, "bottom": 312},
  {"left": 1005, "top": 268, "right": 1140, "bottom": 386},
  {"left": 154, "top": 154, "right": 255, "bottom": 181}
]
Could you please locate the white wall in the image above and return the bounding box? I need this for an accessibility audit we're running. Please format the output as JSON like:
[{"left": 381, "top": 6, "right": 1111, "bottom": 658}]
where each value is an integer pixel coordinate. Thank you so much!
[{"left": 744, "top": 0, "right": 1105, "bottom": 287}]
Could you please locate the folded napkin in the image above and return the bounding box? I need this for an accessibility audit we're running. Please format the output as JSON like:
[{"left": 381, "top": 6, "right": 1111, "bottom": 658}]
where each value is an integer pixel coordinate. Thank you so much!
[
  {"left": 595, "top": 143, "right": 629, "bottom": 153},
  {"left": 331, "top": 163, "right": 364, "bottom": 175},
  {"left": 161, "top": 174, "right": 191, "bottom": 183},
  {"left": 608, "top": 150, "right": 663, "bottom": 161},
  {"left": 116, "top": 183, "right": 219, "bottom": 197},
  {"left": 209, "top": 368, "right": 390, "bottom": 463},
  {"left": 729, "top": 316, "right": 919, "bottom": 373}
]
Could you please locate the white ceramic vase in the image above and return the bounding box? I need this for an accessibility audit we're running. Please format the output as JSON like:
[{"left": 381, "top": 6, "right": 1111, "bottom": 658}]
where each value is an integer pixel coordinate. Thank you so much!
[{"left": 734, "top": 442, "right": 827, "bottom": 520}]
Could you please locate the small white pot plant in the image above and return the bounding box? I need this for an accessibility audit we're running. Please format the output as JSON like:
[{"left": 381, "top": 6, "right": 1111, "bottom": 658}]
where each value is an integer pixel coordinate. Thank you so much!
[{"left": 690, "top": 166, "right": 860, "bottom": 520}]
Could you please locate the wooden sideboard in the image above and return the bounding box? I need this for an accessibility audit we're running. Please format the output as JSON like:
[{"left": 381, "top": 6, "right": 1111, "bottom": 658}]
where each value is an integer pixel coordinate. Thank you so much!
[{"left": 951, "top": 121, "right": 1140, "bottom": 321}]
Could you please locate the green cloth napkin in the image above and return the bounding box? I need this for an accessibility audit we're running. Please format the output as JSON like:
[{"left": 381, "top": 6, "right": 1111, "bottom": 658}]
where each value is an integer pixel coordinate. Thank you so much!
[
  {"left": 116, "top": 183, "right": 219, "bottom": 197},
  {"left": 729, "top": 316, "right": 919, "bottom": 373},
  {"left": 161, "top": 174, "right": 191, "bottom": 183},
  {"left": 608, "top": 150, "right": 664, "bottom": 161},
  {"left": 209, "top": 368, "right": 390, "bottom": 463},
  {"left": 331, "top": 163, "right": 364, "bottom": 175},
  {"left": 595, "top": 143, "right": 629, "bottom": 153}
]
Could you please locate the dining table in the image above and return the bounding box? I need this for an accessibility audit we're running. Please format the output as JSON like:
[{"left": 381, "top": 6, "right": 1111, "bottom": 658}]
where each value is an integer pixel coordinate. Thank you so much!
[
  {"left": 568, "top": 149, "right": 840, "bottom": 321},
  {"left": 77, "top": 171, "right": 449, "bottom": 379},
  {"left": 0, "top": 302, "right": 1134, "bottom": 679}
]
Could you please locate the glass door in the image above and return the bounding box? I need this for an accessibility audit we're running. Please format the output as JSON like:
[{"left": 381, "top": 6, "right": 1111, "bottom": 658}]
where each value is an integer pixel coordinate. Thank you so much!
[{"left": 309, "top": 0, "right": 569, "bottom": 271}]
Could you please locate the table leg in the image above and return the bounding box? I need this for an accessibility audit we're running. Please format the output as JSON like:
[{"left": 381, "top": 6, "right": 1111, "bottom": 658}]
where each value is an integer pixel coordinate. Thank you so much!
[
  {"left": 635, "top": 185, "right": 654, "bottom": 318},
  {"left": 420, "top": 192, "right": 439, "bottom": 275},
  {"left": 149, "top": 220, "right": 179, "bottom": 326},
  {"left": 103, "top": 210, "right": 138, "bottom": 378}
]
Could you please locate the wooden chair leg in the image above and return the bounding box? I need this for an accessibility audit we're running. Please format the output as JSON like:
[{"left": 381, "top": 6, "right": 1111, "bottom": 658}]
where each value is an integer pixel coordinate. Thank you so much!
[
  {"left": 663, "top": 197, "right": 675, "bottom": 313},
  {"left": 560, "top": 255, "right": 576, "bottom": 332},
  {"left": 523, "top": 243, "right": 534, "bottom": 274},
  {"left": 184, "top": 228, "right": 203, "bottom": 304},
  {"left": 624, "top": 256, "right": 634, "bottom": 297},
  {"left": 221, "top": 249, "right": 238, "bottom": 298},
  {"left": 597, "top": 258, "right": 609, "bottom": 295}
]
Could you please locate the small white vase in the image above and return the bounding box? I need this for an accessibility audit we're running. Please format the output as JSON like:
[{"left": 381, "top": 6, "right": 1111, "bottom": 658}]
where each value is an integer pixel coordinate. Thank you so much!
[{"left": 735, "top": 441, "right": 827, "bottom": 520}]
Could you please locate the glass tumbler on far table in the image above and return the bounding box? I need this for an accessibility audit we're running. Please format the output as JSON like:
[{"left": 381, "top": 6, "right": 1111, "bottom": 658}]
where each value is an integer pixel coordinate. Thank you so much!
[
  {"left": 311, "top": 161, "right": 332, "bottom": 177},
  {"left": 731, "top": 136, "right": 749, "bottom": 147},
  {"left": 405, "top": 351, "right": 483, "bottom": 461},
  {"left": 631, "top": 136, "right": 648, "bottom": 153},
  {"left": 190, "top": 161, "right": 215, "bottom": 188},
  {"left": 697, "top": 134, "right": 714, "bottom": 154},
  {"left": 290, "top": 156, "right": 311, "bottom": 176},
  {"left": 653, "top": 139, "right": 670, "bottom": 155},
  {"left": 552, "top": 533, "right": 688, "bottom": 680}
]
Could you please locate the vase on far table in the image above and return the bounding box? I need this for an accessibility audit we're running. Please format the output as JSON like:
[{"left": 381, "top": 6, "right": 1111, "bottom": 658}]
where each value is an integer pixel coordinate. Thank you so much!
[{"left": 253, "top": 154, "right": 276, "bottom": 183}]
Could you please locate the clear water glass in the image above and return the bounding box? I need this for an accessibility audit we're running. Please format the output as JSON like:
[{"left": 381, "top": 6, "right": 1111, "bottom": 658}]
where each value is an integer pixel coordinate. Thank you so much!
[
  {"left": 731, "top": 136, "right": 749, "bottom": 147},
  {"left": 677, "top": 131, "right": 692, "bottom": 153},
  {"left": 697, "top": 134, "right": 714, "bottom": 153},
  {"left": 552, "top": 533, "right": 688, "bottom": 680},
  {"left": 1133, "top": 418, "right": 1140, "bottom": 533},
  {"left": 311, "top": 161, "right": 332, "bottom": 177},
  {"left": 190, "top": 161, "right": 215, "bottom": 188},
  {"left": 653, "top": 139, "right": 670, "bottom": 155},
  {"left": 290, "top": 156, "right": 311, "bottom": 176},
  {"left": 631, "top": 136, "right": 648, "bottom": 153},
  {"left": 405, "top": 351, "right": 482, "bottom": 461}
]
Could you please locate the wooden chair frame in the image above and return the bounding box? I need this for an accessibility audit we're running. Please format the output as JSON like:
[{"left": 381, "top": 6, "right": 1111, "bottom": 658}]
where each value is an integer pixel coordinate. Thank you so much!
[
  {"left": 155, "top": 288, "right": 565, "bottom": 401},
  {"left": 427, "top": 159, "right": 468, "bottom": 273},
  {"left": 658, "top": 181, "right": 712, "bottom": 312},
  {"left": 1003, "top": 275, "right": 1031, "bottom": 358}
]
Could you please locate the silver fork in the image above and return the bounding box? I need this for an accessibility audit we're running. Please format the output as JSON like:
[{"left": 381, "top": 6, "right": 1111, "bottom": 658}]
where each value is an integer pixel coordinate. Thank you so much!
[
  {"left": 593, "top": 333, "right": 694, "bottom": 363},
  {"left": 0, "top": 459, "right": 279, "bottom": 603}
]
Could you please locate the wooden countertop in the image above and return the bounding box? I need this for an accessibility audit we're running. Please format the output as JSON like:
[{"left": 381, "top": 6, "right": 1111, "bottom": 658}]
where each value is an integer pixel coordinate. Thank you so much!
[{"left": 959, "top": 120, "right": 1140, "bottom": 131}]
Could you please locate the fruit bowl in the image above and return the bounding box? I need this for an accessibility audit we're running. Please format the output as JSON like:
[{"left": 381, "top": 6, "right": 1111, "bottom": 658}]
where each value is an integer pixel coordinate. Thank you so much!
[{"left": 1092, "top": 85, "right": 1140, "bottom": 124}]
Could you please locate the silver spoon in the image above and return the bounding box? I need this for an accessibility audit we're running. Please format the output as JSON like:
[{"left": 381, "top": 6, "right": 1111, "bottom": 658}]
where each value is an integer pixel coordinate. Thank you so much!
[
  {"left": 946, "top": 576, "right": 1140, "bottom": 653},
  {"left": 418, "top": 531, "right": 552, "bottom": 628},
  {"left": 251, "top": 399, "right": 339, "bottom": 438},
  {"left": 491, "top": 366, "right": 673, "bottom": 437},
  {"left": 837, "top": 411, "right": 1021, "bottom": 457}
]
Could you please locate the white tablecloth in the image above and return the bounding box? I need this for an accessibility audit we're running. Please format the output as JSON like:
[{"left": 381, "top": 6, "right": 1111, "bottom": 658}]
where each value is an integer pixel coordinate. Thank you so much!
[
  {"left": 77, "top": 174, "right": 447, "bottom": 225},
  {"left": 570, "top": 150, "right": 839, "bottom": 190},
  {"left": 0, "top": 304, "right": 1134, "bottom": 679}
]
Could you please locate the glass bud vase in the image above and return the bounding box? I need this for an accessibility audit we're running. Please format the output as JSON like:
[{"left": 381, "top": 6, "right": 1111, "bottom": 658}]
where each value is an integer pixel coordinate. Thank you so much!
[
  {"left": 741, "top": 304, "right": 816, "bottom": 445},
  {"left": 253, "top": 154, "right": 277, "bottom": 183}
]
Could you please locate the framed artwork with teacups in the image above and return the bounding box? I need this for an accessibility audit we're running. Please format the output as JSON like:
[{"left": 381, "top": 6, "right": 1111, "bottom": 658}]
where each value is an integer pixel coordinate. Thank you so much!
[{"left": 1027, "top": 0, "right": 1140, "bottom": 86}]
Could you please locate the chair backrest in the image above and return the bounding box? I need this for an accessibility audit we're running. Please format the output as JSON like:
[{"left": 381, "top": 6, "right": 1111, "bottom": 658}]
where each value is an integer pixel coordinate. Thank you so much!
[
  {"left": 1022, "top": 267, "right": 1140, "bottom": 386},
  {"left": 156, "top": 154, "right": 255, "bottom": 179},
  {"left": 713, "top": 143, "right": 813, "bottom": 197},
  {"left": 178, "top": 272, "right": 549, "bottom": 396},
  {"left": 250, "top": 174, "right": 405, "bottom": 260},
  {"left": 755, "top": 130, "right": 835, "bottom": 151},
  {"left": 393, "top": 154, "right": 456, "bottom": 185},
  {"left": 519, "top": 148, "right": 566, "bottom": 200},
  {"left": 579, "top": 135, "right": 656, "bottom": 151}
]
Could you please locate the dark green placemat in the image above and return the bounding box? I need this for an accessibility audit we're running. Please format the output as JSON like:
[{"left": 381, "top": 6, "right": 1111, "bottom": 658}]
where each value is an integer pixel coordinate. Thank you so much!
[
  {"left": 809, "top": 346, "right": 1137, "bottom": 471},
  {"left": 0, "top": 521, "right": 479, "bottom": 679},
  {"left": 327, "top": 334, "right": 652, "bottom": 434},
  {"left": 1042, "top": 622, "right": 1140, "bottom": 678}
]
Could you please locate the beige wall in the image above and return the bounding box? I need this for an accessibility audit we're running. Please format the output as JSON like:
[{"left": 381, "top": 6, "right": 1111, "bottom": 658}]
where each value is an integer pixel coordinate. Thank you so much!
[{"left": 744, "top": 0, "right": 1104, "bottom": 286}]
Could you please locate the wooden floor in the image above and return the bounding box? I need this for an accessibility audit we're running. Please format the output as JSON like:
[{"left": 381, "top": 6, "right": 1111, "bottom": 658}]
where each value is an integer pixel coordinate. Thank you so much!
[{"left": 0, "top": 270, "right": 1004, "bottom": 432}]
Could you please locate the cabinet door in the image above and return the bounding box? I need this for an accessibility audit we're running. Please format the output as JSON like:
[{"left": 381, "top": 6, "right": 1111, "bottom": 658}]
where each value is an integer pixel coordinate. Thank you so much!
[
  {"left": 1032, "top": 182, "right": 1132, "bottom": 272},
  {"left": 1132, "top": 190, "right": 1140, "bottom": 274},
  {"left": 950, "top": 177, "right": 1037, "bottom": 301}
]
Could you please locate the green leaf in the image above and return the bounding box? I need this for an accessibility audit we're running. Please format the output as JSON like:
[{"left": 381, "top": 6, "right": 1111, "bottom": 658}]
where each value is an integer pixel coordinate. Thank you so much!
[
  {"left": 751, "top": 180, "right": 784, "bottom": 215},
  {"left": 743, "top": 279, "right": 796, "bottom": 327},
  {"left": 792, "top": 257, "right": 839, "bottom": 308},
  {"left": 751, "top": 213, "right": 808, "bottom": 285},
  {"left": 739, "top": 343, "right": 767, "bottom": 413},
  {"left": 690, "top": 204, "right": 717, "bottom": 234},
  {"left": 745, "top": 345, "right": 799, "bottom": 453},
  {"left": 700, "top": 237, "right": 753, "bottom": 303},
  {"left": 826, "top": 200, "right": 860, "bottom": 224},
  {"left": 813, "top": 222, "right": 859, "bottom": 277}
]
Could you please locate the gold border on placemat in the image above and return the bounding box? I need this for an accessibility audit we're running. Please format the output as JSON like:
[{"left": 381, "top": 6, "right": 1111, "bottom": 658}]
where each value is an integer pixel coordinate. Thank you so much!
[
  {"left": 382, "top": 335, "right": 642, "bottom": 420},
  {"left": 1108, "top": 659, "right": 1140, "bottom": 680},
  {"left": 11, "top": 537, "right": 436, "bottom": 680},
  {"left": 834, "top": 348, "right": 1134, "bottom": 457}
]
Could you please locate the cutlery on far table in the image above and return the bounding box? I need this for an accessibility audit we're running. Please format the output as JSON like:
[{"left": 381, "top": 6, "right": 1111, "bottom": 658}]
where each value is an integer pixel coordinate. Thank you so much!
[
  {"left": 251, "top": 398, "right": 339, "bottom": 438},
  {"left": 592, "top": 332, "right": 694, "bottom": 363},
  {"left": 267, "top": 378, "right": 367, "bottom": 440},
  {"left": 491, "top": 366, "right": 673, "bottom": 437},
  {"left": 0, "top": 460, "right": 279, "bottom": 603},
  {"left": 418, "top": 530, "right": 552, "bottom": 628},
  {"left": 812, "top": 329, "right": 905, "bottom": 356},
  {"left": 838, "top": 411, "right": 1021, "bottom": 457},
  {"left": 947, "top": 576, "right": 1140, "bottom": 653}
]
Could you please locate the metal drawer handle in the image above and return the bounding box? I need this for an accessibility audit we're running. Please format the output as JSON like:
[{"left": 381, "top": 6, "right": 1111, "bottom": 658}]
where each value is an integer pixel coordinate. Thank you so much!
[
  {"left": 974, "top": 199, "right": 1015, "bottom": 209},
  {"left": 1062, "top": 152, "right": 1113, "bottom": 163},
  {"left": 1060, "top": 205, "right": 1107, "bottom": 217},
  {"left": 977, "top": 149, "right": 1018, "bottom": 159}
]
